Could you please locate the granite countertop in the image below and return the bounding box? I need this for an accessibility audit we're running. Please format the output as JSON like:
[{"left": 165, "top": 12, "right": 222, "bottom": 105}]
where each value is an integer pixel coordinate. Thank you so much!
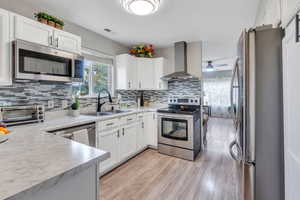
[{"left": 0, "top": 106, "right": 164, "bottom": 200}]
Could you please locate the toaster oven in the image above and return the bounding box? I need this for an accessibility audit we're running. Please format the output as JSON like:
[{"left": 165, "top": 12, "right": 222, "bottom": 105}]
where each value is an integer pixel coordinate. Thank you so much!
[{"left": 0, "top": 105, "right": 45, "bottom": 127}]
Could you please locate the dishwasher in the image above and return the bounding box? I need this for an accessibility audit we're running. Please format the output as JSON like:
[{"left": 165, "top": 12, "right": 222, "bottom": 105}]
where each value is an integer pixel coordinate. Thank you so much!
[{"left": 47, "top": 122, "right": 96, "bottom": 147}]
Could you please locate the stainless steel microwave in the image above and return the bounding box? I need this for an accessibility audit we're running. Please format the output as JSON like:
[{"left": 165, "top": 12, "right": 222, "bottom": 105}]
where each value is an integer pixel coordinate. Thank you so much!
[{"left": 13, "top": 39, "right": 84, "bottom": 82}]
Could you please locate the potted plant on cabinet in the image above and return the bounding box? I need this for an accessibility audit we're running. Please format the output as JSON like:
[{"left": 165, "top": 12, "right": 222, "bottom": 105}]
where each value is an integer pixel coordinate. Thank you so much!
[
  {"left": 34, "top": 12, "right": 49, "bottom": 25},
  {"left": 55, "top": 18, "right": 64, "bottom": 30},
  {"left": 70, "top": 96, "right": 80, "bottom": 117}
]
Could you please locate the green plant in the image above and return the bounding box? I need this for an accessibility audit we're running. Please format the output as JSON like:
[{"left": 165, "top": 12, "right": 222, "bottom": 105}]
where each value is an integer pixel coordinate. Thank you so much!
[
  {"left": 34, "top": 12, "right": 50, "bottom": 20},
  {"left": 71, "top": 96, "right": 80, "bottom": 110},
  {"left": 34, "top": 12, "right": 64, "bottom": 27}
]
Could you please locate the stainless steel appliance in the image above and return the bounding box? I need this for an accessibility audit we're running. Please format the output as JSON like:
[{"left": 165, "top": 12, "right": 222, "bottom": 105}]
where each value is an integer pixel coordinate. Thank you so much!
[
  {"left": 47, "top": 122, "right": 96, "bottom": 147},
  {"left": 161, "top": 41, "right": 199, "bottom": 80},
  {"left": 229, "top": 26, "right": 284, "bottom": 200},
  {"left": 0, "top": 104, "right": 44, "bottom": 126},
  {"left": 13, "top": 39, "right": 84, "bottom": 82},
  {"left": 157, "top": 96, "right": 201, "bottom": 161}
]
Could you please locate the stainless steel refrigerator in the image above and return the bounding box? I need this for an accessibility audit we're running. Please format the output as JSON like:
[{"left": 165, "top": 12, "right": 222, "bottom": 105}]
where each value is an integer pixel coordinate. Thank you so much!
[{"left": 229, "top": 26, "right": 285, "bottom": 200}]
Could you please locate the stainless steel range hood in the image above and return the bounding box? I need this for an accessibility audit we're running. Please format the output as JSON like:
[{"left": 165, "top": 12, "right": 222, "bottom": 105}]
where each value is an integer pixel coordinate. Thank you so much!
[{"left": 161, "top": 41, "right": 198, "bottom": 81}]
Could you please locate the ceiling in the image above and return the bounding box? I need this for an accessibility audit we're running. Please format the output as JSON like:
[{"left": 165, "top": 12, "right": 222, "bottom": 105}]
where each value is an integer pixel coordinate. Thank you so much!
[{"left": 21, "top": 0, "right": 260, "bottom": 49}]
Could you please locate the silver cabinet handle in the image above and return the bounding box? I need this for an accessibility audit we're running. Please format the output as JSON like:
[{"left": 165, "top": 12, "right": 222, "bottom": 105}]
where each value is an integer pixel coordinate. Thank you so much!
[
  {"left": 106, "top": 122, "right": 114, "bottom": 126},
  {"left": 128, "top": 81, "right": 131, "bottom": 89},
  {"left": 49, "top": 36, "right": 53, "bottom": 46},
  {"left": 56, "top": 38, "right": 59, "bottom": 48},
  {"left": 122, "top": 128, "right": 125, "bottom": 136},
  {"left": 117, "top": 130, "right": 120, "bottom": 138},
  {"left": 142, "top": 122, "right": 144, "bottom": 128}
]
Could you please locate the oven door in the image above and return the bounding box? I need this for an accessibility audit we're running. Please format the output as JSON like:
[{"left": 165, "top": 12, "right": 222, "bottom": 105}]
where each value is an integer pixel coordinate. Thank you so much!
[
  {"left": 158, "top": 113, "right": 194, "bottom": 149},
  {"left": 14, "top": 39, "right": 76, "bottom": 82}
]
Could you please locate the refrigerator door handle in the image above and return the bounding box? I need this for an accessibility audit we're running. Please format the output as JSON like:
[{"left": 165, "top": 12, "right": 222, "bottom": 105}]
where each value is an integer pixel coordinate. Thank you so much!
[{"left": 229, "top": 140, "right": 241, "bottom": 161}]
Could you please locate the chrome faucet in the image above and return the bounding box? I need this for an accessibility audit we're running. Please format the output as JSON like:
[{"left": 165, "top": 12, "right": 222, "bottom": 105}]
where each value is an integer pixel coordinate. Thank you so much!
[{"left": 97, "top": 89, "right": 113, "bottom": 113}]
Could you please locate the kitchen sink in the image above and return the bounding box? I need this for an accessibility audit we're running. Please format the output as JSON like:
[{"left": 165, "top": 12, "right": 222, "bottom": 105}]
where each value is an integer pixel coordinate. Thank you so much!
[{"left": 84, "top": 110, "right": 131, "bottom": 117}]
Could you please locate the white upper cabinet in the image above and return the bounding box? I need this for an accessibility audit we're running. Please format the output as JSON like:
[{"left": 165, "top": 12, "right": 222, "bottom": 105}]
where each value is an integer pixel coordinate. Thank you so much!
[
  {"left": 116, "top": 54, "right": 138, "bottom": 90},
  {"left": 137, "top": 58, "right": 155, "bottom": 90},
  {"left": 53, "top": 29, "right": 81, "bottom": 54},
  {"left": 0, "top": 9, "right": 12, "bottom": 86},
  {"left": 14, "top": 15, "right": 81, "bottom": 54},
  {"left": 154, "top": 57, "right": 168, "bottom": 90},
  {"left": 116, "top": 54, "right": 168, "bottom": 90},
  {"left": 15, "top": 15, "right": 54, "bottom": 47}
]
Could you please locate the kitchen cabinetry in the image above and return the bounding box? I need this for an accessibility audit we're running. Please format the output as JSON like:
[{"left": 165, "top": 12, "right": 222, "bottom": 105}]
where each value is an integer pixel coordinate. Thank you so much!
[
  {"left": 116, "top": 54, "right": 138, "bottom": 90},
  {"left": 53, "top": 30, "right": 81, "bottom": 54},
  {"left": 282, "top": 17, "right": 300, "bottom": 200},
  {"left": 0, "top": 8, "right": 12, "bottom": 86},
  {"left": 116, "top": 54, "right": 168, "bottom": 90},
  {"left": 119, "top": 123, "right": 138, "bottom": 161},
  {"left": 144, "top": 112, "right": 158, "bottom": 148},
  {"left": 98, "top": 112, "right": 158, "bottom": 175},
  {"left": 137, "top": 114, "right": 147, "bottom": 151},
  {"left": 154, "top": 57, "right": 168, "bottom": 90},
  {"left": 99, "top": 128, "right": 119, "bottom": 174},
  {"left": 14, "top": 15, "right": 81, "bottom": 54},
  {"left": 137, "top": 58, "right": 155, "bottom": 90}
]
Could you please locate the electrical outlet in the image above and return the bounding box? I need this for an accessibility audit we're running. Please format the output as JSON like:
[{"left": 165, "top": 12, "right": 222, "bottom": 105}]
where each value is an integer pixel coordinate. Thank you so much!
[
  {"left": 48, "top": 100, "right": 54, "bottom": 109},
  {"left": 62, "top": 100, "right": 68, "bottom": 109}
]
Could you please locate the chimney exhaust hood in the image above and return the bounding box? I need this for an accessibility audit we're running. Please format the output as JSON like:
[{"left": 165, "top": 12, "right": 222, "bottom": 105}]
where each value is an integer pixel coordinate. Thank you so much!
[{"left": 161, "top": 41, "right": 199, "bottom": 81}]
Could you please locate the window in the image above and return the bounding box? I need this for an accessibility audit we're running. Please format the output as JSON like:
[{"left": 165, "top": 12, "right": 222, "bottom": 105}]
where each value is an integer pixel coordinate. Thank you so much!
[{"left": 73, "top": 59, "right": 113, "bottom": 97}]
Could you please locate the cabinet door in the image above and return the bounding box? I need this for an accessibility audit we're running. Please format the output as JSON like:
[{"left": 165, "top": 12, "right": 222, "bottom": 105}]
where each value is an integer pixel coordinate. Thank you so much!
[
  {"left": 119, "top": 123, "right": 137, "bottom": 161},
  {"left": 154, "top": 58, "right": 168, "bottom": 90},
  {"left": 116, "top": 54, "right": 138, "bottom": 90},
  {"left": 0, "top": 9, "right": 12, "bottom": 85},
  {"left": 144, "top": 112, "right": 158, "bottom": 148},
  {"left": 136, "top": 119, "right": 147, "bottom": 151},
  {"left": 15, "top": 15, "right": 53, "bottom": 46},
  {"left": 54, "top": 30, "right": 81, "bottom": 54},
  {"left": 283, "top": 19, "right": 300, "bottom": 200},
  {"left": 137, "top": 58, "right": 155, "bottom": 90},
  {"left": 99, "top": 129, "right": 119, "bottom": 174}
]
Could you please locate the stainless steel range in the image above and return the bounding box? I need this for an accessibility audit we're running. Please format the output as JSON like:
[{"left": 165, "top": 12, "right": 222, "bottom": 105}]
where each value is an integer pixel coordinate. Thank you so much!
[{"left": 157, "top": 96, "right": 201, "bottom": 161}]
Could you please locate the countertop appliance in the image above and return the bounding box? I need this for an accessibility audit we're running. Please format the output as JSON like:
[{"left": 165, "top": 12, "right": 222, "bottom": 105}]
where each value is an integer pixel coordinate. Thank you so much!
[
  {"left": 13, "top": 39, "right": 84, "bottom": 82},
  {"left": 0, "top": 105, "right": 44, "bottom": 126},
  {"left": 229, "top": 26, "right": 284, "bottom": 200},
  {"left": 157, "top": 96, "right": 201, "bottom": 161},
  {"left": 47, "top": 122, "right": 96, "bottom": 147}
]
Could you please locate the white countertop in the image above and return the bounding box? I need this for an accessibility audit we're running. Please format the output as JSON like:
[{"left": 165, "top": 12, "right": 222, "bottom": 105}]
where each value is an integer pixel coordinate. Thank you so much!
[{"left": 0, "top": 106, "right": 163, "bottom": 200}]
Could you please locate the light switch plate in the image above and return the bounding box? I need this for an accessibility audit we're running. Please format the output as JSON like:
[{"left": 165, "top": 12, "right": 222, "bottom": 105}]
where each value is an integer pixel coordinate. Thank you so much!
[
  {"left": 62, "top": 100, "right": 68, "bottom": 109},
  {"left": 48, "top": 100, "right": 54, "bottom": 109}
]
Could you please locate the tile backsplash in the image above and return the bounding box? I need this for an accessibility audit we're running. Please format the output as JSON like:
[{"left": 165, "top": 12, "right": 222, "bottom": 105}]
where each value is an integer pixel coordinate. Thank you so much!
[
  {"left": 117, "top": 79, "right": 202, "bottom": 103},
  {"left": 0, "top": 81, "right": 97, "bottom": 111},
  {"left": 0, "top": 79, "right": 201, "bottom": 112}
]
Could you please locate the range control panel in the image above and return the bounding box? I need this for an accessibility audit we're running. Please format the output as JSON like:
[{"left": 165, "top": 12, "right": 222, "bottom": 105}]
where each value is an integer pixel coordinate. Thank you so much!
[{"left": 168, "top": 96, "right": 201, "bottom": 106}]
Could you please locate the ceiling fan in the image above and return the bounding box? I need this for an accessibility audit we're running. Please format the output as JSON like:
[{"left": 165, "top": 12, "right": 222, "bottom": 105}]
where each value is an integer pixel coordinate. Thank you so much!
[{"left": 203, "top": 58, "right": 231, "bottom": 72}]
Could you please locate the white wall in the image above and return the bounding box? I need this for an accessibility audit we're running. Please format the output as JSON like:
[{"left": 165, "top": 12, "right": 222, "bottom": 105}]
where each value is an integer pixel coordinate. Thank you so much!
[
  {"left": 156, "top": 41, "right": 202, "bottom": 79},
  {"left": 255, "top": 0, "right": 300, "bottom": 27},
  {"left": 0, "top": 0, "right": 128, "bottom": 56}
]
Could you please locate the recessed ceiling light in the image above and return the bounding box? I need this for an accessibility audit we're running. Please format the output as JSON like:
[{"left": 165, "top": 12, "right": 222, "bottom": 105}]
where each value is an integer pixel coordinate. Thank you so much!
[{"left": 121, "top": 0, "right": 160, "bottom": 16}]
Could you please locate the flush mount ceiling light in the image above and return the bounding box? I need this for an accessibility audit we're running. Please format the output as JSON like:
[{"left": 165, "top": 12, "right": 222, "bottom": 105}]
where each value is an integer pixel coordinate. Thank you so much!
[{"left": 121, "top": 0, "right": 160, "bottom": 16}]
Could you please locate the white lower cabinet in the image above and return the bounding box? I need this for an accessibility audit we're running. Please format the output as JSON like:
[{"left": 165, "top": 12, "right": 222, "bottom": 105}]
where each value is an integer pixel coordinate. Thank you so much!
[
  {"left": 144, "top": 112, "right": 158, "bottom": 148},
  {"left": 98, "top": 112, "right": 158, "bottom": 175},
  {"left": 99, "top": 128, "right": 119, "bottom": 174},
  {"left": 119, "top": 123, "right": 138, "bottom": 161}
]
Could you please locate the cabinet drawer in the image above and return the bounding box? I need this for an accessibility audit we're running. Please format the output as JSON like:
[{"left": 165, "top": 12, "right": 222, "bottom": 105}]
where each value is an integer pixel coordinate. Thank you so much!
[
  {"left": 121, "top": 114, "right": 137, "bottom": 125},
  {"left": 99, "top": 118, "right": 119, "bottom": 131}
]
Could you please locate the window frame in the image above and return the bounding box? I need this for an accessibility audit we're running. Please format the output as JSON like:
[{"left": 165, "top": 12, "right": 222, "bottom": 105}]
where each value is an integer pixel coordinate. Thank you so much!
[{"left": 79, "top": 60, "right": 115, "bottom": 98}]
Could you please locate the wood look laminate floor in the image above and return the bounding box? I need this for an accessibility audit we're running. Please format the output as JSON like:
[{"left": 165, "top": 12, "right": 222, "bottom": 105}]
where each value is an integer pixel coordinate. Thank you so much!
[{"left": 100, "top": 118, "right": 242, "bottom": 200}]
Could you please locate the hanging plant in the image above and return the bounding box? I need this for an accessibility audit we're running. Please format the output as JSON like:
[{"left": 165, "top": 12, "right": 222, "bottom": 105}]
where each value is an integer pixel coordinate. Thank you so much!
[{"left": 129, "top": 45, "right": 155, "bottom": 58}]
